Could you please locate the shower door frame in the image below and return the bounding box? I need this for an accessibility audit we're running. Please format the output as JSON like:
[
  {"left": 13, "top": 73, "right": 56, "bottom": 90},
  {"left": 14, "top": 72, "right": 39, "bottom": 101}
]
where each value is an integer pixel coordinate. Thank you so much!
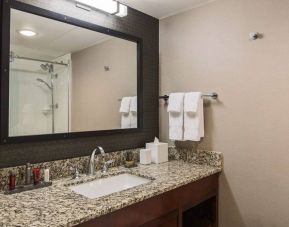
[{"left": 0, "top": 0, "right": 144, "bottom": 144}]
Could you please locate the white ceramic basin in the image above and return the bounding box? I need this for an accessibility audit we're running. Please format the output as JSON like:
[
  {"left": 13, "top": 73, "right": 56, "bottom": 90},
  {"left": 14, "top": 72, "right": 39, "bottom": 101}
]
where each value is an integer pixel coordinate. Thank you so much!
[{"left": 69, "top": 173, "right": 151, "bottom": 199}]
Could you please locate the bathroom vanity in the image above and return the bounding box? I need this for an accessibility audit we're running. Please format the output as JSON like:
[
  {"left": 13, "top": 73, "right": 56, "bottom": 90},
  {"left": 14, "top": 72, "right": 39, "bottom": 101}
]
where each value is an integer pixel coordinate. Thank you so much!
[
  {"left": 77, "top": 172, "right": 219, "bottom": 227},
  {"left": 0, "top": 158, "right": 222, "bottom": 227}
]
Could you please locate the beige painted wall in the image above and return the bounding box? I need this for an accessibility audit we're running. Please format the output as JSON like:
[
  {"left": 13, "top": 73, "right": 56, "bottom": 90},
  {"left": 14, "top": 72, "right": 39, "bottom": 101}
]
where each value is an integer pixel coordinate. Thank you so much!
[
  {"left": 160, "top": 0, "right": 289, "bottom": 226},
  {"left": 71, "top": 38, "right": 137, "bottom": 132}
]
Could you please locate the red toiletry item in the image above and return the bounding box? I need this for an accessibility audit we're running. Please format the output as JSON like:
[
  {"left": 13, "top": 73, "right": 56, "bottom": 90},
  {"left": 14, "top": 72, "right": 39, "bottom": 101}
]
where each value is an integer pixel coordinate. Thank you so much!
[
  {"left": 9, "top": 172, "right": 16, "bottom": 191},
  {"left": 32, "top": 167, "right": 41, "bottom": 185}
]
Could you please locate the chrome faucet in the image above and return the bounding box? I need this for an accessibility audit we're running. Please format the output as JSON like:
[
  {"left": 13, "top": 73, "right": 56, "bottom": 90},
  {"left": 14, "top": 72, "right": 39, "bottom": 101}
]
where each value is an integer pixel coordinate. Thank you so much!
[{"left": 88, "top": 146, "right": 105, "bottom": 176}]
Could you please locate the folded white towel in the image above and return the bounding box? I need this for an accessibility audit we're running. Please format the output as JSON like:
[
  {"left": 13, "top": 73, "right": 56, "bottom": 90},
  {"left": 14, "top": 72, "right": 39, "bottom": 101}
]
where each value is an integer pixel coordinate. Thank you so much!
[
  {"left": 184, "top": 92, "right": 204, "bottom": 141},
  {"left": 130, "top": 96, "right": 137, "bottom": 113},
  {"left": 167, "top": 93, "right": 185, "bottom": 113},
  {"left": 168, "top": 93, "right": 184, "bottom": 140},
  {"left": 119, "top": 97, "right": 131, "bottom": 113},
  {"left": 130, "top": 112, "right": 138, "bottom": 128},
  {"left": 121, "top": 113, "right": 131, "bottom": 129},
  {"left": 184, "top": 92, "right": 202, "bottom": 113}
]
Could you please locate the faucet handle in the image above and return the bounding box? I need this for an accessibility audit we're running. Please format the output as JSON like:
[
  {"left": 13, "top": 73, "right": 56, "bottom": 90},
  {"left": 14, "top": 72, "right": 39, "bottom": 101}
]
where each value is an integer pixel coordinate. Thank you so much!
[
  {"left": 105, "top": 160, "right": 114, "bottom": 165},
  {"left": 70, "top": 166, "right": 80, "bottom": 179},
  {"left": 102, "top": 160, "right": 114, "bottom": 173}
]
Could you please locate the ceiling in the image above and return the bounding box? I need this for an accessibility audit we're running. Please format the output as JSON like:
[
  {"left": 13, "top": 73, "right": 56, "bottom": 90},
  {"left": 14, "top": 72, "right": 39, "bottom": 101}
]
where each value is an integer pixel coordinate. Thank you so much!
[
  {"left": 119, "top": 0, "right": 216, "bottom": 19},
  {"left": 10, "top": 9, "right": 112, "bottom": 60}
]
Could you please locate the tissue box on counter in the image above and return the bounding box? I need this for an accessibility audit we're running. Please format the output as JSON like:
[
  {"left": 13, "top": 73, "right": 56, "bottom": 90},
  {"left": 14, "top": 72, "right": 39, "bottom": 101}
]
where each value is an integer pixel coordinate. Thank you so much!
[{"left": 146, "top": 141, "right": 168, "bottom": 164}]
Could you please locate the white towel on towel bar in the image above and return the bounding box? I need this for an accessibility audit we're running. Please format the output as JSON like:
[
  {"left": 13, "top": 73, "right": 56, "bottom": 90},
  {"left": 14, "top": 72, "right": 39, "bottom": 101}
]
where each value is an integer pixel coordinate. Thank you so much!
[
  {"left": 168, "top": 93, "right": 185, "bottom": 140},
  {"left": 184, "top": 92, "right": 204, "bottom": 141}
]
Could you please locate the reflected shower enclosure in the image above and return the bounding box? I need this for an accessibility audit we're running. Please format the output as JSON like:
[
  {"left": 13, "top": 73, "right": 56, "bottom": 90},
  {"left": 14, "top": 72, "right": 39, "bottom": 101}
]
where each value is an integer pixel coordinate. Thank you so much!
[{"left": 9, "top": 53, "right": 70, "bottom": 136}]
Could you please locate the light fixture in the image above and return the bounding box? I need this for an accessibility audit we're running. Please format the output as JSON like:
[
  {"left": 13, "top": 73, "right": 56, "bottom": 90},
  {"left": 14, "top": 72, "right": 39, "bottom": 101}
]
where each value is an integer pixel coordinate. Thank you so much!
[
  {"left": 76, "top": 0, "right": 118, "bottom": 14},
  {"left": 115, "top": 3, "right": 128, "bottom": 17},
  {"left": 18, "top": 29, "right": 37, "bottom": 37},
  {"left": 75, "top": 0, "right": 128, "bottom": 17}
]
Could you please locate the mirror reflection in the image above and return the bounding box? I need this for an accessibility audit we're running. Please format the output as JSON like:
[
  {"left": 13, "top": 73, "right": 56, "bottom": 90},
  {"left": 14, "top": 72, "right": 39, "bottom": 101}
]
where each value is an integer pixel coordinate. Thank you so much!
[{"left": 9, "top": 9, "right": 138, "bottom": 137}]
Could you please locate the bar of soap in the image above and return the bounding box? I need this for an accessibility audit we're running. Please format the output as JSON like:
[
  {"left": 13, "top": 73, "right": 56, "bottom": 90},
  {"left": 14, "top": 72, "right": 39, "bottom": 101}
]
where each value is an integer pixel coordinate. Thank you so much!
[{"left": 146, "top": 142, "right": 168, "bottom": 164}]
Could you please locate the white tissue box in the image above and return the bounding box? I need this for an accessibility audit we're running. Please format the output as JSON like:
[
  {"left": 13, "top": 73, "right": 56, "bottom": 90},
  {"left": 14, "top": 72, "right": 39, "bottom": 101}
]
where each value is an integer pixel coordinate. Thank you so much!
[
  {"left": 145, "top": 142, "right": 168, "bottom": 164},
  {"left": 140, "top": 149, "right": 152, "bottom": 165}
]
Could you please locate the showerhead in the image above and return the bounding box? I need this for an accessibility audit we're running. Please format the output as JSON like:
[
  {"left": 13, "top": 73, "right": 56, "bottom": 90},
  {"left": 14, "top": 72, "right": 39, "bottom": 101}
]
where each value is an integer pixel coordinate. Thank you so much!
[
  {"left": 36, "top": 78, "right": 52, "bottom": 90},
  {"left": 40, "top": 64, "right": 48, "bottom": 71},
  {"left": 40, "top": 63, "right": 53, "bottom": 73}
]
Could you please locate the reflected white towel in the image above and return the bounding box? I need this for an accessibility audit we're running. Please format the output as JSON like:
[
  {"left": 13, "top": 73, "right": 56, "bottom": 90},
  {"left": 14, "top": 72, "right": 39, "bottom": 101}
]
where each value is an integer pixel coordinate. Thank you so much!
[
  {"left": 119, "top": 97, "right": 131, "bottom": 113},
  {"left": 121, "top": 113, "right": 131, "bottom": 129},
  {"left": 130, "top": 112, "right": 137, "bottom": 128},
  {"left": 130, "top": 96, "right": 137, "bottom": 113},
  {"left": 184, "top": 92, "right": 204, "bottom": 141},
  {"left": 168, "top": 93, "right": 184, "bottom": 140},
  {"left": 120, "top": 97, "right": 131, "bottom": 128}
]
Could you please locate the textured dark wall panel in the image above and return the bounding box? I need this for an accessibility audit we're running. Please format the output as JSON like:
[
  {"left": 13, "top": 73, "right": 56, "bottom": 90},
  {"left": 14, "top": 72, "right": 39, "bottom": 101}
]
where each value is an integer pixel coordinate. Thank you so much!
[{"left": 0, "top": 0, "right": 159, "bottom": 168}]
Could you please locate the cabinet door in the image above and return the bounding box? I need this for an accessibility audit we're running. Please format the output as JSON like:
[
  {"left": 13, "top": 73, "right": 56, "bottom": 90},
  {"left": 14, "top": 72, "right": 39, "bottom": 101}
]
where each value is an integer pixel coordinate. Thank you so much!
[{"left": 141, "top": 210, "right": 179, "bottom": 227}]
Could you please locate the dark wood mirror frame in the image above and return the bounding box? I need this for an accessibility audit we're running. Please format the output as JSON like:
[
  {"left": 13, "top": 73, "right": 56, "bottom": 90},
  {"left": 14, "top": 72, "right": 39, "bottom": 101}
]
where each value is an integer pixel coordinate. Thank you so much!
[{"left": 0, "top": 0, "right": 143, "bottom": 144}]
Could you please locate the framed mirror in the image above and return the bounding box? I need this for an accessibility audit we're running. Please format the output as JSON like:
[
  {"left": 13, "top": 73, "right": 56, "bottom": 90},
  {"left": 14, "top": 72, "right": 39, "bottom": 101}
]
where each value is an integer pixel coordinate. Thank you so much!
[{"left": 0, "top": 1, "right": 143, "bottom": 143}]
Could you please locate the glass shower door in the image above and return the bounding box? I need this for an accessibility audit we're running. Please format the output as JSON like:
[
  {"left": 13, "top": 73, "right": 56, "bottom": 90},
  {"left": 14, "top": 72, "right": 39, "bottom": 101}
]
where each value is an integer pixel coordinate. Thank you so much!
[{"left": 9, "top": 55, "right": 70, "bottom": 137}]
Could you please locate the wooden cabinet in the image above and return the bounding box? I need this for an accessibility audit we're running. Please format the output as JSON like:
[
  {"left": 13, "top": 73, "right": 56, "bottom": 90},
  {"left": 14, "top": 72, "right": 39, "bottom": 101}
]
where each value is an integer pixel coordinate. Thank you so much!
[
  {"left": 141, "top": 210, "right": 179, "bottom": 227},
  {"left": 77, "top": 173, "right": 219, "bottom": 227}
]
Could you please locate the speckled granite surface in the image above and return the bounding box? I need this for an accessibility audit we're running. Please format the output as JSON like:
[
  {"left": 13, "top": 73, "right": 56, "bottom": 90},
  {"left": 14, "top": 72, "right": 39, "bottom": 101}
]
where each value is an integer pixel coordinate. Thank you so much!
[
  {"left": 0, "top": 146, "right": 223, "bottom": 191},
  {"left": 0, "top": 159, "right": 222, "bottom": 227},
  {"left": 0, "top": 148, "right": 140, "bottom": 191},
  {"left": 169, "top": 147, "right": 223, "bottom": 168}
]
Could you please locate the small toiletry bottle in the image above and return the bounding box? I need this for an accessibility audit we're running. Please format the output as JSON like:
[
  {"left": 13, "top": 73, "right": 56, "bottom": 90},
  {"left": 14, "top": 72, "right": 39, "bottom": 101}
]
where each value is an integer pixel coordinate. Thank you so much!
[
  {"left": 9, "top": 171, "right": 16, "bottom": 191},
  {"left": 25, "top": 163, "right": 32, "bottom": 185},
  {"left": 44, "top": 167, "right": 50, "bottom": 182},
  {"left": 32, "top": 167, "right": 41, "bottom": 185}
]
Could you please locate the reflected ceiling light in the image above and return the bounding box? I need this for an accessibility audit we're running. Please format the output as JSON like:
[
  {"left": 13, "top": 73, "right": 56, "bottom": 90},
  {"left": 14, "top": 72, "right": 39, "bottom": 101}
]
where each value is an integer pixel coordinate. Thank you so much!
[
  {"left": 75, "top": 0, "right": 128, "bottom": 17},
  {"left": 18, "top": 29, "right": 37, "bottom": 37}
]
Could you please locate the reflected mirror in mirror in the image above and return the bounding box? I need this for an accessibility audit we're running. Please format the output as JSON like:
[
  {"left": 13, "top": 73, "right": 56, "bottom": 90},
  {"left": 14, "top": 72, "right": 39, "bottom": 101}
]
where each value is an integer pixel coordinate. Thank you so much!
[{"left": 9, "top": 9, "right": 138, "bottom": 137}]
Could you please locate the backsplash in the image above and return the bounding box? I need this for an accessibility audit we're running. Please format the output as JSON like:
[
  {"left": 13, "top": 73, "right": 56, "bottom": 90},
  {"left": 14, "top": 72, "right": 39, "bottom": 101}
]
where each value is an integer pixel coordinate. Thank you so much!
[
  {"left": 169, "top": 147, "right": 223, "bottom": 168},
  {"left": 0, "top": 147, "right": 223, "bottom": 191}
]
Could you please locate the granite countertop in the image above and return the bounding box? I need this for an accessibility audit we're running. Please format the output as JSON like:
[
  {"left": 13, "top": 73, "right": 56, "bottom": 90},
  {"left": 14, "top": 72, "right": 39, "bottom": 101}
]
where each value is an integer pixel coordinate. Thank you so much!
[{"left": 0, "top": 160, "right": 222, "bottom": 227}]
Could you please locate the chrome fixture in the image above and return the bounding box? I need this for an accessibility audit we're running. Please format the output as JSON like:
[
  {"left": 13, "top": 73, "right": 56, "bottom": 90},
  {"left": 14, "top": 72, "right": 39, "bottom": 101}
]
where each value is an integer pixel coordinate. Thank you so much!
[
  {"left": 36, "top": 78, "right": 52, "bottom": 90},
  {"left": 37, "top": 63, "right": 58, "bottom": 133},
  {"left": 70, "top": 166, "right": 80, "bottom": 179},
  {"left": 88, "top": 149, "right": 96, "bottom": 176},
  {"left": 101, "top": 160, "right": 114, "bottom": 173},
  {"left": 249, "top": 32, "right": 260, "bottom": 41},
  {"left": 159, "top": 92, "right": 218, "bottom": 102},
  {"left": 88, "top": 146, "right": 105, "bottom": 176},
  {"left": 8, "top": 51, "right": 68, "bottom": 66}
]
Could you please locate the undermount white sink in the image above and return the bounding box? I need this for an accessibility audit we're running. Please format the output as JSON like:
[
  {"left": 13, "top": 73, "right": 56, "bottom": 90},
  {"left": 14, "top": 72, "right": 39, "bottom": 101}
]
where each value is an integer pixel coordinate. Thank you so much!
[{"left": 69, "top": 173, "right": 151, "bottom": 199}]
